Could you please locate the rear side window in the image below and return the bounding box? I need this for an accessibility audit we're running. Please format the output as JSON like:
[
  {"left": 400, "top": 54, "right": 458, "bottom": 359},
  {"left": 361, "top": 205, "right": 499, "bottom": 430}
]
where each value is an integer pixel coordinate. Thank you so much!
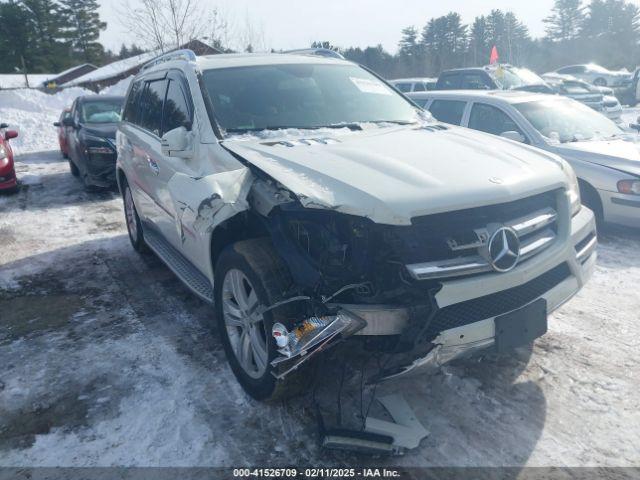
[
  {"left": 428, "top": 100, "right": 466, "bottom": 125},
  {"left": 123, "top": 81, "right": 143, "bottom": 124},
  {"left": 139, "top": 79, "right": 168, "bottom": 136},
  {"left": 413, "top": 82, "right": 426, "bottom": 92},
  {"left": 395, "top": 83, "right": 412, "bottom": 92},
  {"left": 163, "top": 79, "right": 191, "bottom": 132},
  {"left": 436, "top": 74, "right": 461, "bottom": 90},
  {"left": 468, "top": 103, "right": 524, "bottom": 137}
]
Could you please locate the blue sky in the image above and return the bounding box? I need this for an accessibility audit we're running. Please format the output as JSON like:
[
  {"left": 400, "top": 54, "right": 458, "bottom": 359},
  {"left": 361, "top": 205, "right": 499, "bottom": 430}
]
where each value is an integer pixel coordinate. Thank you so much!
[{"left": 99, "top": 0, "right": 558, "bottom": 52}]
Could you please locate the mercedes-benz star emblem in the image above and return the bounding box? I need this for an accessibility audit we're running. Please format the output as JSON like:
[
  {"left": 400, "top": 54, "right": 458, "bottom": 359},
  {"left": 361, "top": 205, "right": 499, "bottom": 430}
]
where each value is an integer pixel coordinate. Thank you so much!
[{"left": 488, "top": 227, "right": 521, "bottom": 272}]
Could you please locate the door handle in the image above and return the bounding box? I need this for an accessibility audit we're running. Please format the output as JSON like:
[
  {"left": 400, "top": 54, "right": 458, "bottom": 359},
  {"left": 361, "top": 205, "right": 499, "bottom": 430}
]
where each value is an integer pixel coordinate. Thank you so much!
[{"left": 146, "top": 155, "right": 160, "bottom": 175}]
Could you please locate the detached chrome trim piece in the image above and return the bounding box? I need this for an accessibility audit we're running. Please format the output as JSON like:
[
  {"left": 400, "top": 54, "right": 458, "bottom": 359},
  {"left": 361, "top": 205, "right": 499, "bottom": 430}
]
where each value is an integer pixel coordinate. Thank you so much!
[{"left": 406, "top": 206, "right": 559, "bottom": 281}]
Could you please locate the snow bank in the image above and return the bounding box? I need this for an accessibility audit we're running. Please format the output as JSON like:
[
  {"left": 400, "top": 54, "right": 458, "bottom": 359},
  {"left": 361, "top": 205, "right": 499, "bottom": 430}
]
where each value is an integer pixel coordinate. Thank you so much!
[
  {"left": 100, "top": 76, "right": 133, "bottom": 97},
  {"left": 0, "top": 87, "right": 90, "bottom": 154}
]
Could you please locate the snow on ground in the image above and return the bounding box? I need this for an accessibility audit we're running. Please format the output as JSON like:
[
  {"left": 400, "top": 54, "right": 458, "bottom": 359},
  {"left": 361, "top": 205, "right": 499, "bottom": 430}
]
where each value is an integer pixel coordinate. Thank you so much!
[
  {"left": 0, "top": 87, "right": 90, "bottom": 155},
  {"left": 0, "top": 103, "right": 639, "bottom": 467}
]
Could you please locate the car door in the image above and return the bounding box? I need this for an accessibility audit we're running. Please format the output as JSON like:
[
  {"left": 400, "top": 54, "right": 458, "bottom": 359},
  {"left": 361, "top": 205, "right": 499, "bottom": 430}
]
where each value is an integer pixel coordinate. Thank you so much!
[
  {"left": 128, "top": 75, "right": 178, "bottom": 244},
  {"left": 152, "top": 70, "right": 199, "bottom": 252},
  {"left": 67, "top": 100, "right": 84, "bottom": 170}
]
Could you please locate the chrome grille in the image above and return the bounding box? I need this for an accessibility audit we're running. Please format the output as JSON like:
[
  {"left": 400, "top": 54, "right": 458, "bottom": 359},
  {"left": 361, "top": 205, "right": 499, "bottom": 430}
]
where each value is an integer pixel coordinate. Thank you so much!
[{"left": 406, "top": 198, "right": 559, "bottom": 281}]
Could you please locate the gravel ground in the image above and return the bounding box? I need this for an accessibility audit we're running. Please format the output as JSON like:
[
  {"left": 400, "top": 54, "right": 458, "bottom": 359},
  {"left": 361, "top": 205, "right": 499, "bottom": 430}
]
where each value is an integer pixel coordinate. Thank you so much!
[{"left": 0, "top": 150, "right": 639, "bottom": 468}]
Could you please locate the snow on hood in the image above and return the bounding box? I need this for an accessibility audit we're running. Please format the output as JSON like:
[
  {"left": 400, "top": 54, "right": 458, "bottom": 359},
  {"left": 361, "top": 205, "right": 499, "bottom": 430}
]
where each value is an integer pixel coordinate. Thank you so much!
[
  {"left": 223, "top": 125, "right": 569, "bottom": 225},
  {"left": 554, "top": 138, "right": 640, "bottom": 177}
]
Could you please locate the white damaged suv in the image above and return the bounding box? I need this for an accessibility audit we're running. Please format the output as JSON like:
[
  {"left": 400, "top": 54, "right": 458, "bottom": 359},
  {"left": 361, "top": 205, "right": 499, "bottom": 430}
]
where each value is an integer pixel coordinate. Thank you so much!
[{"left": 116, "top": 51, "right": 597, "bottom": 400}]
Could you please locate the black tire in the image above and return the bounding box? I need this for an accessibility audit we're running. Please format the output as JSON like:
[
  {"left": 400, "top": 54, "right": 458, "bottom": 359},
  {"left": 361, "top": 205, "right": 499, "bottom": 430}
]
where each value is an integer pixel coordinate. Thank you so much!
[
  {"left": 122, "top": 179, "right": 148, "bottom": 253},
  {"left": 68, "top": 158, "right": 79, "bottom": 177},
  {"left": 579, "top": 179, "right": 604, "bottom": 227},
  {"left": 214, "top": 238, "right": 310, "bottom": 401}
]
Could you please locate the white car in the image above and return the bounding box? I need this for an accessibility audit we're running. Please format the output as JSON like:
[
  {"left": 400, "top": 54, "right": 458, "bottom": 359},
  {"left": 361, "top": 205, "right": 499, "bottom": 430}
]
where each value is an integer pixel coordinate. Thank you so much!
[
  {"left": 389, "top": 77, "right": 437, "bottom": 93},
  {"left": 551, "top": 64, "right": 631, "bottom": 88},
  {"left": 410, "top": 90, "right": 639, "bottom": 228},
  {"left": 117, "top": 51, "right": 596, "bottom": 400}
]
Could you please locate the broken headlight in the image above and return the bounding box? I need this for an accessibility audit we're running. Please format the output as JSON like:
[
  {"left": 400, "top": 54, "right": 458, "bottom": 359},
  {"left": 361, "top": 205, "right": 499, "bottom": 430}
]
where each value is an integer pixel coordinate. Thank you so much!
[{"left": 280, "top": 209, "right": 373, "bottom": 286}]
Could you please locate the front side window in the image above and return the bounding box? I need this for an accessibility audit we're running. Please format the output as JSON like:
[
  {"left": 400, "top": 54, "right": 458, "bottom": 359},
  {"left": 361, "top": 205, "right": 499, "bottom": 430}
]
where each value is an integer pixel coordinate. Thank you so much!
[
  {"left": 202, "top": 63, "right": 421, "bottom": 134},
  {"left": 515, "top": 98, "right": 622, "bottom": 143},
  {"left": 163, "top": 79, "right": 191, "bottom": 132},
  {"left": 80, "top": 100, "right": 123, "bottom": 124},
  {"left": 139, "top": 79, "right": 168, "bottom": 136},
  {"left": 123, "top": 81, "right": 143, "bottom": 124},
  {"left": 413, "top": 82, "right": 426, "bottom": 92},
  {"left": 468, "top": 103, "right": 524, "bottom": 137},
  {"left": 395, "top": 83, "right": 413, "bottom": 92},
  {"left": 428, "top": 100, "right": 466, "bottom": 125}
]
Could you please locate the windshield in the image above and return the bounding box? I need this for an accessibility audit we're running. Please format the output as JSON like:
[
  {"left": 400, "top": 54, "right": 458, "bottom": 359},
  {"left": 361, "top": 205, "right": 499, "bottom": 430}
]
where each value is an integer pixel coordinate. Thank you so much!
[
  {"left": 201, "top": 63, "right": 421, "bottom": 133},
  {"left": 515, "top": 97, "right": 622, "bottom": 143},
  {"left": 491, "top": 67, "right": 545, "bottom": 89},
  {"left": 80, "top": 100, "right": 122, "bottom": 124}
]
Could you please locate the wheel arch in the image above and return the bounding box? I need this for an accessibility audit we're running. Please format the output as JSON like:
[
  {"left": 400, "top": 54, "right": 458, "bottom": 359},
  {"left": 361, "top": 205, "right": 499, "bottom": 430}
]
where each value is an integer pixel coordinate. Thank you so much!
[{"left": 578, "top": 177, "right": 604, "bottom": 221}]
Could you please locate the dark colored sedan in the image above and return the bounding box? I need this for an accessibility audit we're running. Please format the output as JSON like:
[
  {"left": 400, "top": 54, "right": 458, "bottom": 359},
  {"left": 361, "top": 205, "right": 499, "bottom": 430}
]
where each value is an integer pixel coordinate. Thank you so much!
[
  {"left": 53, "top": 108, "right": 71, "bottom": 158},
  {"left": 63, "top": 95, "right": 124, "bottom": 189},
  {"left": 0, "top": 123, "right": 19, "bottom": 192}
]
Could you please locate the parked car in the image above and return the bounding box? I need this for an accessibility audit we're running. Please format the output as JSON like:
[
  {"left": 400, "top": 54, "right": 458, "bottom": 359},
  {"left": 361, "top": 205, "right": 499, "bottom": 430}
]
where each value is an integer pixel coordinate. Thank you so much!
[
  {"left": 63, "top": 95, "right": 124, "bottom": 189},
  {"left": 410, "top": 90, "right": 639, "bottom": 228},
  {"left": 389, "top": 77, "right": 437, "bottom": 93},
  {"left": 0, "top": 123, "right": 19, "bottom": 192},
  {"left": 552, "top": 64, "right": 631, "bottom": 88},
  {"left": 542, "top": 73, "right": 604, "bottom": 111},
  {"left": 543, "top": 73, "right": 623, "bottom": 121},
  {"left": 117, "top": 50, "right": 596, "bottom": 400},
  {"left": 53, "top": 108, "right": 71, "bottom": 158},
  {"left": 435, "top": 65, "right": 554, "bottom": 93}
]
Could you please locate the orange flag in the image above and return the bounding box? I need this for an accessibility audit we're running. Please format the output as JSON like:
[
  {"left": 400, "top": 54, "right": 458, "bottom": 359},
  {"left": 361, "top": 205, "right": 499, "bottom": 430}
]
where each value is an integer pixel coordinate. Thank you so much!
[{"left": 490, "top": 46, "right": 499, "bottom": 65}]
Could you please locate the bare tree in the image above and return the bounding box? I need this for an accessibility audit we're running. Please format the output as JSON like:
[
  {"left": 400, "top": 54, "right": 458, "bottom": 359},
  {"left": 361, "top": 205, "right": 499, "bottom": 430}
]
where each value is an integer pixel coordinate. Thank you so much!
[{"left": 119, "top": 0, "right": 207, "bottom": 52}]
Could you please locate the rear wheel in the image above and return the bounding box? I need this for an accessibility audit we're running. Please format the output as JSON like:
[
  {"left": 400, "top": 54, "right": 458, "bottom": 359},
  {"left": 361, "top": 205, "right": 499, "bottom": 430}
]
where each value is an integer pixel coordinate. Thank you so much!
[
  {"left": 214, "top": 239, "right": 310, "bottom": 401},
  {"left": 123, "top": 181, "right": 147, "bottom": 253}
]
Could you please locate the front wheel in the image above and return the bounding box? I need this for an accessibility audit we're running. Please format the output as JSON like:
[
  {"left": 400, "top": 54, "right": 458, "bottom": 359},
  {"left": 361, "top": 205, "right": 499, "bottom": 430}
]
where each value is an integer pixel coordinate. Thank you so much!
[
  {"left": 68, "top": 158, "right": 79, "bottom": 176},
  {"left": 214, "top": 239, "right": 310, "bottom": 401}
]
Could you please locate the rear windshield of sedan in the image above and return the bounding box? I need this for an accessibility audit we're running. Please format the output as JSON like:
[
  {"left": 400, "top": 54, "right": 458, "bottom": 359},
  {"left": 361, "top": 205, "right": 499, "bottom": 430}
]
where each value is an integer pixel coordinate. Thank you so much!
[
  {"left": 80, "top": 100, "right": 123, "bottom": 124},
  {"left": 201, "top": 63, "right": 421, "bottom": 133}
]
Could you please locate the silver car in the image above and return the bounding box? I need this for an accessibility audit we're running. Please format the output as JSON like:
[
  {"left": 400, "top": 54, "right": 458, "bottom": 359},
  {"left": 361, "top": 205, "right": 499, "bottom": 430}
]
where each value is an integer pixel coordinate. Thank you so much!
[
  {"left": 551, "top": 64, "right": 631, "bottom": 88},
  {"left": 410, "top": 90, "right": 640, "bottom": 228}
]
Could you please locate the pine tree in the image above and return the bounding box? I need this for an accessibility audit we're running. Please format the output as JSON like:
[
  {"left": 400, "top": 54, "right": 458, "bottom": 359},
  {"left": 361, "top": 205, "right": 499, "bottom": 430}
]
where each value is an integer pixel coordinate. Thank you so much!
[
  {"left": 21, "top": 0, "right": 69, "bottom": 72},
  {"left": 60, "top": 0, "right": 106, "bottom": 64},
  {"left": 544, "top": 0, "right": 585, "bottom": 41},
  {"left": 469, "top": 16, "right": 490, "bottom": 66}
]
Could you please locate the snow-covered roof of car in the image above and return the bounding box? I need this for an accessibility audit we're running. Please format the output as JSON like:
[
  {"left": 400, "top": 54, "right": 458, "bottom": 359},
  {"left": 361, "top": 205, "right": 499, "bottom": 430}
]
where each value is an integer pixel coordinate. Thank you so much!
[
  {"left": 196, "top": 53, "right": 350, "bottom": 70},
  {"left": 407, "top": 89, "right": 557, "bottom": 104}
]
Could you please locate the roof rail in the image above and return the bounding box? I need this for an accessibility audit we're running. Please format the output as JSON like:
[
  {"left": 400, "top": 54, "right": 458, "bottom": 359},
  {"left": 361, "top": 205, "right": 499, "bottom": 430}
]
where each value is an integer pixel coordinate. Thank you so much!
[
  {"left": 284, "top": 48, "right": 345, "bottom": 60},
  {"left": 141, "top": 49, "right": 197, "bottom": 71}
]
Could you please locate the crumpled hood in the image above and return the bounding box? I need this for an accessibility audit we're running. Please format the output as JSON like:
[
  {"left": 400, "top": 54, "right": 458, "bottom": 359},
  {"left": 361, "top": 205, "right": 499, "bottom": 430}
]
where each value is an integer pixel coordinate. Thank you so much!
[
  {"left": 553, "top": 138, "right": 640, "bottom": 177},
  {"left": 223, "top": 126, "right": 569, "bottom": 225},
  {"left": 83, "top": 123, "right": 118, "bottom": 140}
]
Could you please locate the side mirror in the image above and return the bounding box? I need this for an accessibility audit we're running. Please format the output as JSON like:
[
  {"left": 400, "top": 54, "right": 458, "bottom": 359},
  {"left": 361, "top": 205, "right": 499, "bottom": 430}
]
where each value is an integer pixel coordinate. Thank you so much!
[
  {"left": 62, "top": 117, "right": 76, "bottom": 128},
  {"left": 0, "top": 123, "right": 8, "bottom": 129},
  {"left": 53, "top": 121, "right": 61, "bottom": 127},
  {"left": 161, "top": 127, "right": 192, "bottom": 158},
  {"left": 5, "top": 130, "right": 18, "bottom": 140},
  {"left": 500, "top": 130, "right": 525, "bottom": 143}
]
